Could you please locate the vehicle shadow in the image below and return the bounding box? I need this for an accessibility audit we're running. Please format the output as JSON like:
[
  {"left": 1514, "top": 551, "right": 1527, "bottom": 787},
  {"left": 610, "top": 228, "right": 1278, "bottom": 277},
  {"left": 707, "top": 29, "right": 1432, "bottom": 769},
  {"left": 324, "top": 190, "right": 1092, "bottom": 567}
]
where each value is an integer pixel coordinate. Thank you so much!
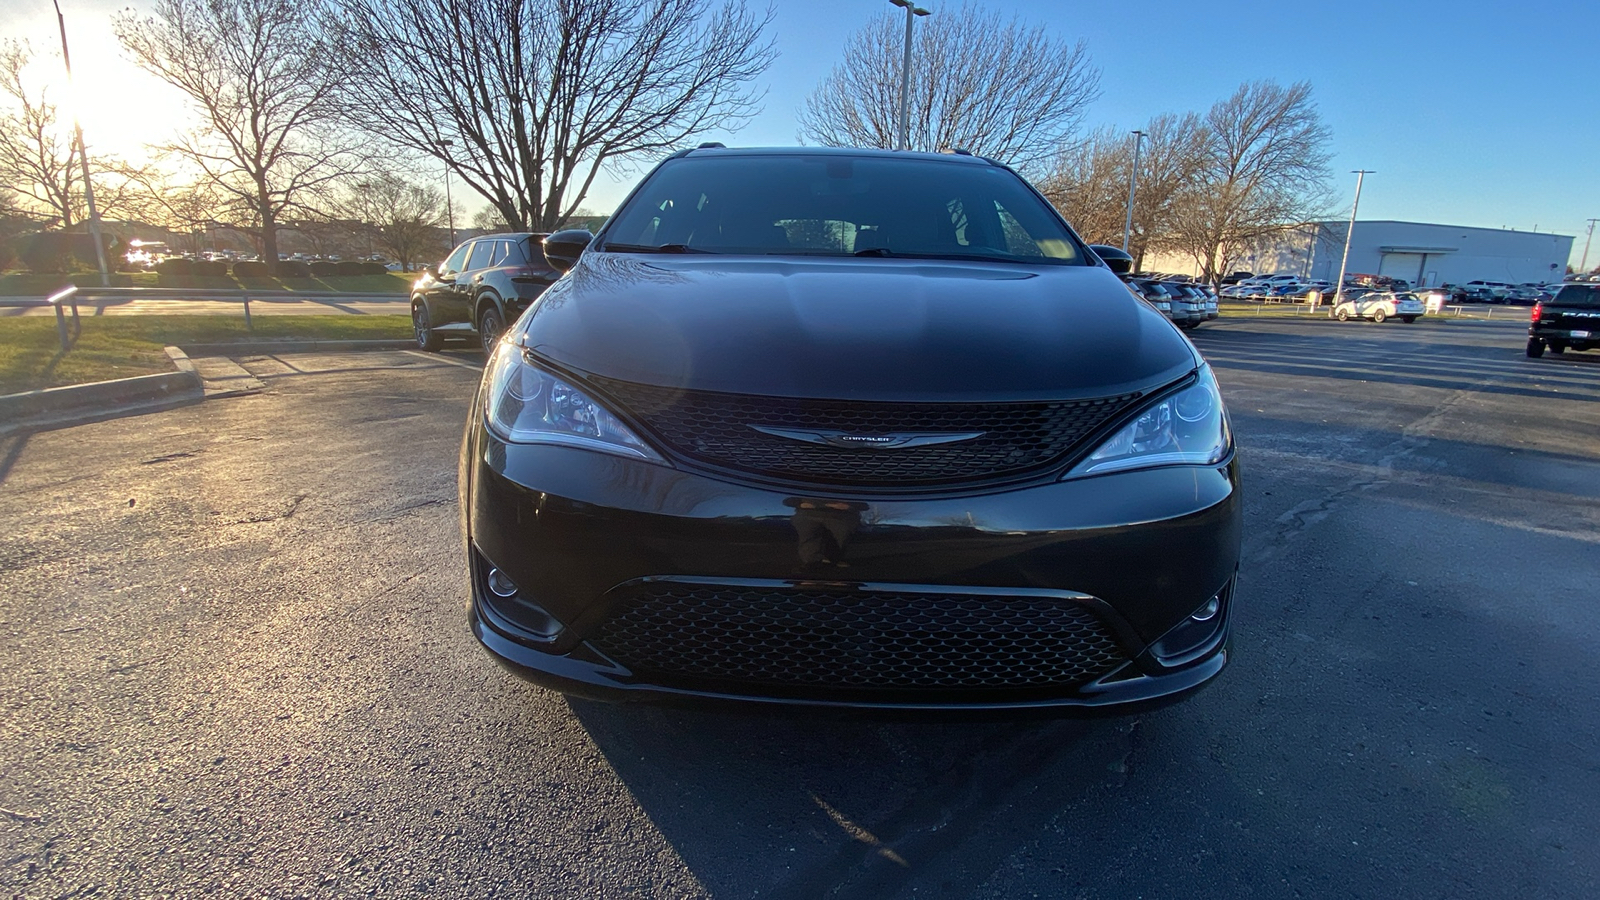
[{"left": 566, "top": 698, "right": 1129, "bottom": 898}]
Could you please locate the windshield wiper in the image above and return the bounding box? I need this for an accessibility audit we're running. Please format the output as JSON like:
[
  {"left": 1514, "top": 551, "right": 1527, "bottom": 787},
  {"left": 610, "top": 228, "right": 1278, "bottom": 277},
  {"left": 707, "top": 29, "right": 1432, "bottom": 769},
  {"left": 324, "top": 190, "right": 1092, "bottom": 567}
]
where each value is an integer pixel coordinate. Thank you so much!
[
  {"left": 860, "top": 250, "right": 1036, "bottom": 265},
  {"left": 600, "top": 242, "right": 708, "bottom": 254}
]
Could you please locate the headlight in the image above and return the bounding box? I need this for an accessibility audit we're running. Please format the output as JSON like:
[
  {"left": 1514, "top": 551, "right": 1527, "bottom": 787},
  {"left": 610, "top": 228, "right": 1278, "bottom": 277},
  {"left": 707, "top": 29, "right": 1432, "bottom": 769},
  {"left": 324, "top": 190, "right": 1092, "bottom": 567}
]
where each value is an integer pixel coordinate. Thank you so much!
[
  {"left": 1068, "top": 365, "right": 1230, "bottom": 477},
  {"left": 483, "top": 346, "right": 664, "bottom": 461}
]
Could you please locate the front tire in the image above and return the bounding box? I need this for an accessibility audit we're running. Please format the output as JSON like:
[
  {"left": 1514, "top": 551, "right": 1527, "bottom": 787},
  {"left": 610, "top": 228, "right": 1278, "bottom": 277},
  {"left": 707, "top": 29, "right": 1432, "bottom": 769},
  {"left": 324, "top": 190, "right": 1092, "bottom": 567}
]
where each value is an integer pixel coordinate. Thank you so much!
[
  {"left": 1526, "top": 338, "right": 1545, "bottom": 358},
  {"left": 478, "top": 304, "right": 506, "bottom": 353},
  {"left": 1372, "top": 308, "right": 1387, "bottom": 323},
  {"left": 413, "top": 301, "right": 442, "bottom": 351}
]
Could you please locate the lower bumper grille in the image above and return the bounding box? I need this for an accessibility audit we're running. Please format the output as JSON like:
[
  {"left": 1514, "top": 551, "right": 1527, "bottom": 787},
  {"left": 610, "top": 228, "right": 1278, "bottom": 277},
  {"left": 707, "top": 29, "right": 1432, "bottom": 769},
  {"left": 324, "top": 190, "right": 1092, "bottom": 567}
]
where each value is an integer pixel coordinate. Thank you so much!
[{"left": 591, "top": 584, "right": 1129, "bottom": 691}]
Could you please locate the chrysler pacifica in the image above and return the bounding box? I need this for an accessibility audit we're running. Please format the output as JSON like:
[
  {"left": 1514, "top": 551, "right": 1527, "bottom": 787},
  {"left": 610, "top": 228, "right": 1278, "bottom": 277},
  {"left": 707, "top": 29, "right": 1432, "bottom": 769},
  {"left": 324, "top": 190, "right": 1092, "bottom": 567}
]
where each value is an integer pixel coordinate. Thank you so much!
[{"left": 459, "top": 147, "right": 1241, "bottom": 713}]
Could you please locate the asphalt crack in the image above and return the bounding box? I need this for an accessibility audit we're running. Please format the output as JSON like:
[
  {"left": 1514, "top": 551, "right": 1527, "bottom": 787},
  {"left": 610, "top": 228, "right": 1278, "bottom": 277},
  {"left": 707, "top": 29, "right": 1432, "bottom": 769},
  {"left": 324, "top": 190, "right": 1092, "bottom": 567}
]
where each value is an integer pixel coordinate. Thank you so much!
[{"left": 1244, "top": 369, "right": 1505, "bottom": 566}]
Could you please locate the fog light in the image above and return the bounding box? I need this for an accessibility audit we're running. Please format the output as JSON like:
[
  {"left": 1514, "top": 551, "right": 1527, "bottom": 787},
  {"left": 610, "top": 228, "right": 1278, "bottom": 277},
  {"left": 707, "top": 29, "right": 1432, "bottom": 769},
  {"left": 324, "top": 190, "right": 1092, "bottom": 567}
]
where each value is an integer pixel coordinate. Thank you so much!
[
  {"left": 486, "top": 567, "right": 519, "bottom": 598},
  {"left": 1191, "top": 595, "right": 1221, "bottom": 622}
]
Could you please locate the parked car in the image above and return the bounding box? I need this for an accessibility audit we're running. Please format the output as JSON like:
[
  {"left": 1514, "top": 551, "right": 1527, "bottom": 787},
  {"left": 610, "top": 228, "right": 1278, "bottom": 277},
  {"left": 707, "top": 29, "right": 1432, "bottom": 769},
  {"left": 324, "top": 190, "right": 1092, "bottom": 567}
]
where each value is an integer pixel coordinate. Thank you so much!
[
  {"left": 462, "top": 146, "right": 1241, "bottom": 713},
  {"left": 1173, "top": 284, "right": 1212, "bottom": 326},
  {"left": 1527, "top": 283, "right": 1600, "bottom": 357},
  {"left": 1133, "top": 277, "right": 1203, "bottom": 328},
  {"left": 1331, "top": 290, "right": 1426, "bottom": 323},
  {"left": 1220, "top": 271, "right": 1253, "bottom": 285},
  {"left": 1462, "top": 280, "right": 1512, "bottom": 303},
  {"left": 1504, "top": 286, "right": 1541, "bottom": 305},
  {"left": 411, "top": 233, "right": 562, "bottom": 352}
]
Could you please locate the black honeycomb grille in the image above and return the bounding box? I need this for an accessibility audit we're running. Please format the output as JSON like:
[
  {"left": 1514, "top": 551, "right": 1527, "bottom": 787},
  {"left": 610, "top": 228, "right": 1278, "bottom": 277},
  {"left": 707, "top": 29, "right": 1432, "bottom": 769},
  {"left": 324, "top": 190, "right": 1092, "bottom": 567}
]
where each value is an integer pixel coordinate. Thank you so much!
[
  {"left": 591, "top": 585, "right": 1129, "bottom": 691},
  {"left": 588, "top": 377, "right": 1141, "bottom": 486}
]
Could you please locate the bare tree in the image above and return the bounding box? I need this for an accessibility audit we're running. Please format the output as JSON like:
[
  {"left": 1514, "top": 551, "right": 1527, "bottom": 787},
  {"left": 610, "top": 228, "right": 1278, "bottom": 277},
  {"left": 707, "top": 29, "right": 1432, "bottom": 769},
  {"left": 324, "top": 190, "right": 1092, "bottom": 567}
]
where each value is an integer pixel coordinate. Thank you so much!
[
  {"left": 0, "top": 40, "right": 77, "bottom": 228},
  {"left": 339, "top": 174, "right": 449, "bottom": 271},
  {"left": 1167, "top": 81, "right": 1334, "bottom": 281},
  {"left": 115, "top": 0, "right": 362, "bottom": 271},
  {"left": 1043, "top": 113, "right": 1207, "bottom": 269},
  {"left": 798, "top": 4, "right": 1100, "bottom": 171},
  {"left": 1042, "top": 127, "right": 1134, "bottom": 247},
  {"left": 328, "top": 0, "right": 775, "bottom": 233},
  {"left": 0, "top": 40, "right": 147, "bottom": 229},
  {"left": 471, "top": 205, "right": 508, "bottom": 235}
]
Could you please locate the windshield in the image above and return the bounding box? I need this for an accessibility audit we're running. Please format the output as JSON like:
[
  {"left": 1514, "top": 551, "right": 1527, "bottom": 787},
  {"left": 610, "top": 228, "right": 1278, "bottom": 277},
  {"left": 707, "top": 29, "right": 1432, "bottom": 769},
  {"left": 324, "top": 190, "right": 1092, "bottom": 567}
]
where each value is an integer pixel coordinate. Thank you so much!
[
  {"left": 1553, "top": 285, "right": 1600, "bottom": 307},
  {"left": 601, "top": 154, "right": 1085, "bottom": 264}
]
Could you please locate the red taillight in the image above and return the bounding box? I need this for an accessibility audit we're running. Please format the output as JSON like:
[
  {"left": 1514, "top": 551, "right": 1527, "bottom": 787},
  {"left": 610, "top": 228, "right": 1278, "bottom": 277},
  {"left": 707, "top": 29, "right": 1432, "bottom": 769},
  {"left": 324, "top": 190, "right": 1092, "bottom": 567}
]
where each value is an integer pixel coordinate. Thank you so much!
[{"left": 1532, "top": 302, "right": 1542, "bottom": 323}]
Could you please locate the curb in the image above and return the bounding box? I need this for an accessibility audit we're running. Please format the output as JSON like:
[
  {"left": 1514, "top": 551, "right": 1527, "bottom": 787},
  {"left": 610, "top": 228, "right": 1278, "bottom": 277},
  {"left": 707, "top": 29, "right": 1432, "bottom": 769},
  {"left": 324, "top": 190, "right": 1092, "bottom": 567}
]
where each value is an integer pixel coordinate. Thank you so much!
[
  {"left": 181, "top": 339, "right": 417, "bottom": 355},
  {"left": 0, "top": 346, "right": 204, "bottom": 437}
]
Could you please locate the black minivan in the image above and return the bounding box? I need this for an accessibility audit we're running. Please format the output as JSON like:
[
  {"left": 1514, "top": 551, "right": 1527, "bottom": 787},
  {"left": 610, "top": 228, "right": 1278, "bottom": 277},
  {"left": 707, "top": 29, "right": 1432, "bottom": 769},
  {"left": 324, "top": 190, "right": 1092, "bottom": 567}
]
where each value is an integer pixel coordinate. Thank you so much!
[{"left": 459, "top": 147, "right": 1241, "bottom": 713}]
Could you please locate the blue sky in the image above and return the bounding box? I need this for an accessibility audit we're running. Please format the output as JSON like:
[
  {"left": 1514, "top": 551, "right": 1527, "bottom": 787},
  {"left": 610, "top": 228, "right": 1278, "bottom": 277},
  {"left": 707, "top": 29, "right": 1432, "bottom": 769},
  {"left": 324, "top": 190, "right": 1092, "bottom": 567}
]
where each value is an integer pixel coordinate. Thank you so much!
[{"left": 8, "top": 0, "right": 1600, "bottom": 265}]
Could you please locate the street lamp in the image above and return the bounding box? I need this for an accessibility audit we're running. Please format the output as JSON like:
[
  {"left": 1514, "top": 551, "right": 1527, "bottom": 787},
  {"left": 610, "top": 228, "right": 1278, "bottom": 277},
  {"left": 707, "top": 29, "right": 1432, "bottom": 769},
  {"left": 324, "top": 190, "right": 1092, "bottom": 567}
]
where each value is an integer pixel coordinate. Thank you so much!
[
  {"left": 889, "top": 0, "right": 930, "bottom": 152},
  {"left": 438, "top": 139, "right": 457, "bottom": 248},
  {"left": 1121, "top": 130, "right": 1144, "bottom": 254},
  {"left": 1581, "top": 218, "right": 1598, "bottom": 274},
  {"left": 1333, "top": 170, "right": 1374, "bottom": 308},
  {"left": 52, "top": 0, "right": 109, "bottom": 287}
]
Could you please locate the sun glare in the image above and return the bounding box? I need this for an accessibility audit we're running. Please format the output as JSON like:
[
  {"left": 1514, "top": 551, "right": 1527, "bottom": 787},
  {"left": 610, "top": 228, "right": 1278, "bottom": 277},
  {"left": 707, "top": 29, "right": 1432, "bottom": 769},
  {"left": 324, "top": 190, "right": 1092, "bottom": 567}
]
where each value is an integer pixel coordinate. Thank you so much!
[{"left": 12, "top": 3, "right": 189, "bottom": 168}]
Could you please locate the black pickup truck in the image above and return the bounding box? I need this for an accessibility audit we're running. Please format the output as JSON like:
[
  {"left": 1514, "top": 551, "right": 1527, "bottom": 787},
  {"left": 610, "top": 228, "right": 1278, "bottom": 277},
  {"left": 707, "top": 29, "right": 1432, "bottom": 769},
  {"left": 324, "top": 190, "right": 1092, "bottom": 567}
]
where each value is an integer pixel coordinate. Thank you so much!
[{"left": 1527, "top": 284, "right": 1600, "bottom": 357}]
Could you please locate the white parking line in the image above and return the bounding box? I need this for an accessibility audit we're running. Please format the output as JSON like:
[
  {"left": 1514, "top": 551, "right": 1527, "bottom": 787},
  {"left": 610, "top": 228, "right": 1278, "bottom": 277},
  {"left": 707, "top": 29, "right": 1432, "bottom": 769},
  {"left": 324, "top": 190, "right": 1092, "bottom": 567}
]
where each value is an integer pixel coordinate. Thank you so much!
[{"left": 402, "top": 350, "right": 482, "bottom": 371}]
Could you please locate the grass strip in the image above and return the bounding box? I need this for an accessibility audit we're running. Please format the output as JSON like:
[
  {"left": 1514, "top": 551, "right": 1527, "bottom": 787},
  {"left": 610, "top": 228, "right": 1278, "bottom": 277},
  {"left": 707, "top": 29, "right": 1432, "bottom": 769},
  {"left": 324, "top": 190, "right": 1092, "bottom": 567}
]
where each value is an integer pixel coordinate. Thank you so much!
[{"left": 0, "top": 315, "right": 412, "bottom": 394}]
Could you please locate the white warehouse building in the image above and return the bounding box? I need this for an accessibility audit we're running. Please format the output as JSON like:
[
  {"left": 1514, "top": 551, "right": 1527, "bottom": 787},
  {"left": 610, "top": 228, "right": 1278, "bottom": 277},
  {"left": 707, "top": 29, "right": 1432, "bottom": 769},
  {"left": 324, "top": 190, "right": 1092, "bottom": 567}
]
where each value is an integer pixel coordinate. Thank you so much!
[{"left": 1242, "top": 220, "right": 1573, "bottom": 287}]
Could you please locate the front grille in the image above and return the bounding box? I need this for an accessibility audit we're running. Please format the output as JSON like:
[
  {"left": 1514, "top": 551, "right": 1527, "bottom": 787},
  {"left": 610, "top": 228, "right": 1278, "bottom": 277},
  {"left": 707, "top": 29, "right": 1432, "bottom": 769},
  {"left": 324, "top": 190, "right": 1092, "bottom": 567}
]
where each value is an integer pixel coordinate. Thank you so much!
[
  {"left": 590, "top": 585, "right": 1129, "bottom": 692},
  {"left": 588, "top": 377, "right": 1140, "bottom": 486}
]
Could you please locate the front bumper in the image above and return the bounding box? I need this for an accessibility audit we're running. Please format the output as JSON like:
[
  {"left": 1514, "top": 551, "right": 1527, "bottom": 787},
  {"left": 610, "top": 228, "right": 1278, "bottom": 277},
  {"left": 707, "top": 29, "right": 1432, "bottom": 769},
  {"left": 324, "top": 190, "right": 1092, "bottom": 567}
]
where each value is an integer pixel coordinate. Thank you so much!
[{"left": 464, "top": 426, "right": 1242, "bottom": 712}]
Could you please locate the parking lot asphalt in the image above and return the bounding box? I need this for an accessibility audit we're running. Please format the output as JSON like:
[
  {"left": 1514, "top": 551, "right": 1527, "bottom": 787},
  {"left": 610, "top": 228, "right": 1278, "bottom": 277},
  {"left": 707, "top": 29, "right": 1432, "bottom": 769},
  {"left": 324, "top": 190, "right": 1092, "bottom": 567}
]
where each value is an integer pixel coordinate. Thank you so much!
[{"left": 2, "top": 318, "right": 1597, "bottom": 899}]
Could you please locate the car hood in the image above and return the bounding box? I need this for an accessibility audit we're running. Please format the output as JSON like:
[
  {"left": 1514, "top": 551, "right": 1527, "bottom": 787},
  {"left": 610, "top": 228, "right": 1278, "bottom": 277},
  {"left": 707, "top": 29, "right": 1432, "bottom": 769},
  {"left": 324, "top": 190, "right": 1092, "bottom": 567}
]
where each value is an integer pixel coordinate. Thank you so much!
[{"left": 517, "top": 253, "right": 1198, "bottom": 401}]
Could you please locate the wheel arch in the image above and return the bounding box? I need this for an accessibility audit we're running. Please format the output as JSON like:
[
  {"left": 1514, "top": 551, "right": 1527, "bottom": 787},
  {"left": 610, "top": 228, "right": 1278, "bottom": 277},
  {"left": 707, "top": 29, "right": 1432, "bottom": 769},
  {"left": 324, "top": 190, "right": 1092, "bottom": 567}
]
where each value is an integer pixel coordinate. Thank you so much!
[{"left": 475, "top": 288, "right": 505, "bottom": 322}]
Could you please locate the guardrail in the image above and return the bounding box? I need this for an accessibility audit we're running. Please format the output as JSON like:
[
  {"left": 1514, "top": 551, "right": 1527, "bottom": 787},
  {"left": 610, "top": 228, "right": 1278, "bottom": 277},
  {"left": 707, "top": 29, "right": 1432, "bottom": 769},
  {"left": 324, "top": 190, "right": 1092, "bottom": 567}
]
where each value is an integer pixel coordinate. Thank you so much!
[
  {"left": 0, "top": 285, "right": 407, "bottom": 351},
  {"left": 0, "top": 286, "right": 84, "bottom": 351}
]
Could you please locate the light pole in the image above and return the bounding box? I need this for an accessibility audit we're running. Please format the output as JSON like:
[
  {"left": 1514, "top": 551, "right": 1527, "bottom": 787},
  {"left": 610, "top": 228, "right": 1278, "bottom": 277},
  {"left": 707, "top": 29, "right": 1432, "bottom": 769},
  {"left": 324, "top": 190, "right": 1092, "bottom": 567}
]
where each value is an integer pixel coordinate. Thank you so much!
[
  {"left": 53, "top": 0, "right": 109, "bottom": 287},
  {"left": 1121, "top": 129, "right": 1144, "bottom": 254},
  {"left": 439, "top": 139, "right": 457, "bottom": 248},
  {"left": 1333, "top": 170, "right": 1374, "bottom": 307},
  {"left": 1581, "top": 218, "right": 1598, "bottom": 274},
  {"left": 889, "top": 0, "right": 930, "bottom": 152}
]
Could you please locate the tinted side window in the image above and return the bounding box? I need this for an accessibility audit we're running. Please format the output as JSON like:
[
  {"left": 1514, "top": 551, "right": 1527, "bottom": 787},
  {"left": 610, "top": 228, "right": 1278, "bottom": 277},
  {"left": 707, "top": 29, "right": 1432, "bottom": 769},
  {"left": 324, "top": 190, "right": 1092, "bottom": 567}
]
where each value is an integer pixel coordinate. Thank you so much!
[
  {"left": 439, "top": 243, "right": 471, "bottom": 276},
  {"left": 466, "top": 241, "right": 495, "bottom": 271},
  {"left": 1554, "top": 285, "right": 1600, "bottom": 307}
]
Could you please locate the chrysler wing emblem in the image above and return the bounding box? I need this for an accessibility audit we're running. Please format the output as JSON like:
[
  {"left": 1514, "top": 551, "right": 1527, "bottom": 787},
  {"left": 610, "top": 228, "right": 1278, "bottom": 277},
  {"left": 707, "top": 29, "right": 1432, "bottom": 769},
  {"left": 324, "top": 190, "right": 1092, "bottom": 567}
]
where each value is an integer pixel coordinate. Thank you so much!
[{"left": 750, "top": 425, "right": 985, "bottom": 449}]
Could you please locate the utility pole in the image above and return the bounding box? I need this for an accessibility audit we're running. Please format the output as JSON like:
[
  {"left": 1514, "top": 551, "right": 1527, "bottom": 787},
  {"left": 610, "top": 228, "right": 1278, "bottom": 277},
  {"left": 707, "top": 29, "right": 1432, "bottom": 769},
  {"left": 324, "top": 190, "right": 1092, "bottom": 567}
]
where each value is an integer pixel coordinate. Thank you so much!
[
  {"left": 439, "top": 139, "right": 456, "bottom": 247},
  {"left": 1121, "top": 130, "right": 1144, "bottom": 254},
  {"left": 1581, "top": 218, "right": 1598, "bottom": 274},
  {"left": 1333, "top": 170, "right": 1374, "bottom": 308},
  {"left": 53, "top": 0, "right": 109, "bottom": 287},
  {"left": 889, "top": 0, "right": 930, "bottom": 151}
]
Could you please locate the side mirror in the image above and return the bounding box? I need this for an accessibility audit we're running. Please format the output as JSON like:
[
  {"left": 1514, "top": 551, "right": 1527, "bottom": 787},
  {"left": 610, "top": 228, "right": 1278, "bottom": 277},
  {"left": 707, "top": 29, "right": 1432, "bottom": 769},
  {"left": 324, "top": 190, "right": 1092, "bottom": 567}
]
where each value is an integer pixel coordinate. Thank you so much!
[
  {"left": 543, "top": 230, "right": 593, "bottom": 272},
  {"left": 1087, "top": 244, "right": 1133, "bottom": 276}
]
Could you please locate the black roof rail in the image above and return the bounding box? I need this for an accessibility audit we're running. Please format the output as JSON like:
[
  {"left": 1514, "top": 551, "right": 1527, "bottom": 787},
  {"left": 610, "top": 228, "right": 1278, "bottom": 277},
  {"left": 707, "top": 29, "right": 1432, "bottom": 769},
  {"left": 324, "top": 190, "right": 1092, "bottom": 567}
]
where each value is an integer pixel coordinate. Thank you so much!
[{"left": 697, "top": 141, "right": 726, "bottom": 149}]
